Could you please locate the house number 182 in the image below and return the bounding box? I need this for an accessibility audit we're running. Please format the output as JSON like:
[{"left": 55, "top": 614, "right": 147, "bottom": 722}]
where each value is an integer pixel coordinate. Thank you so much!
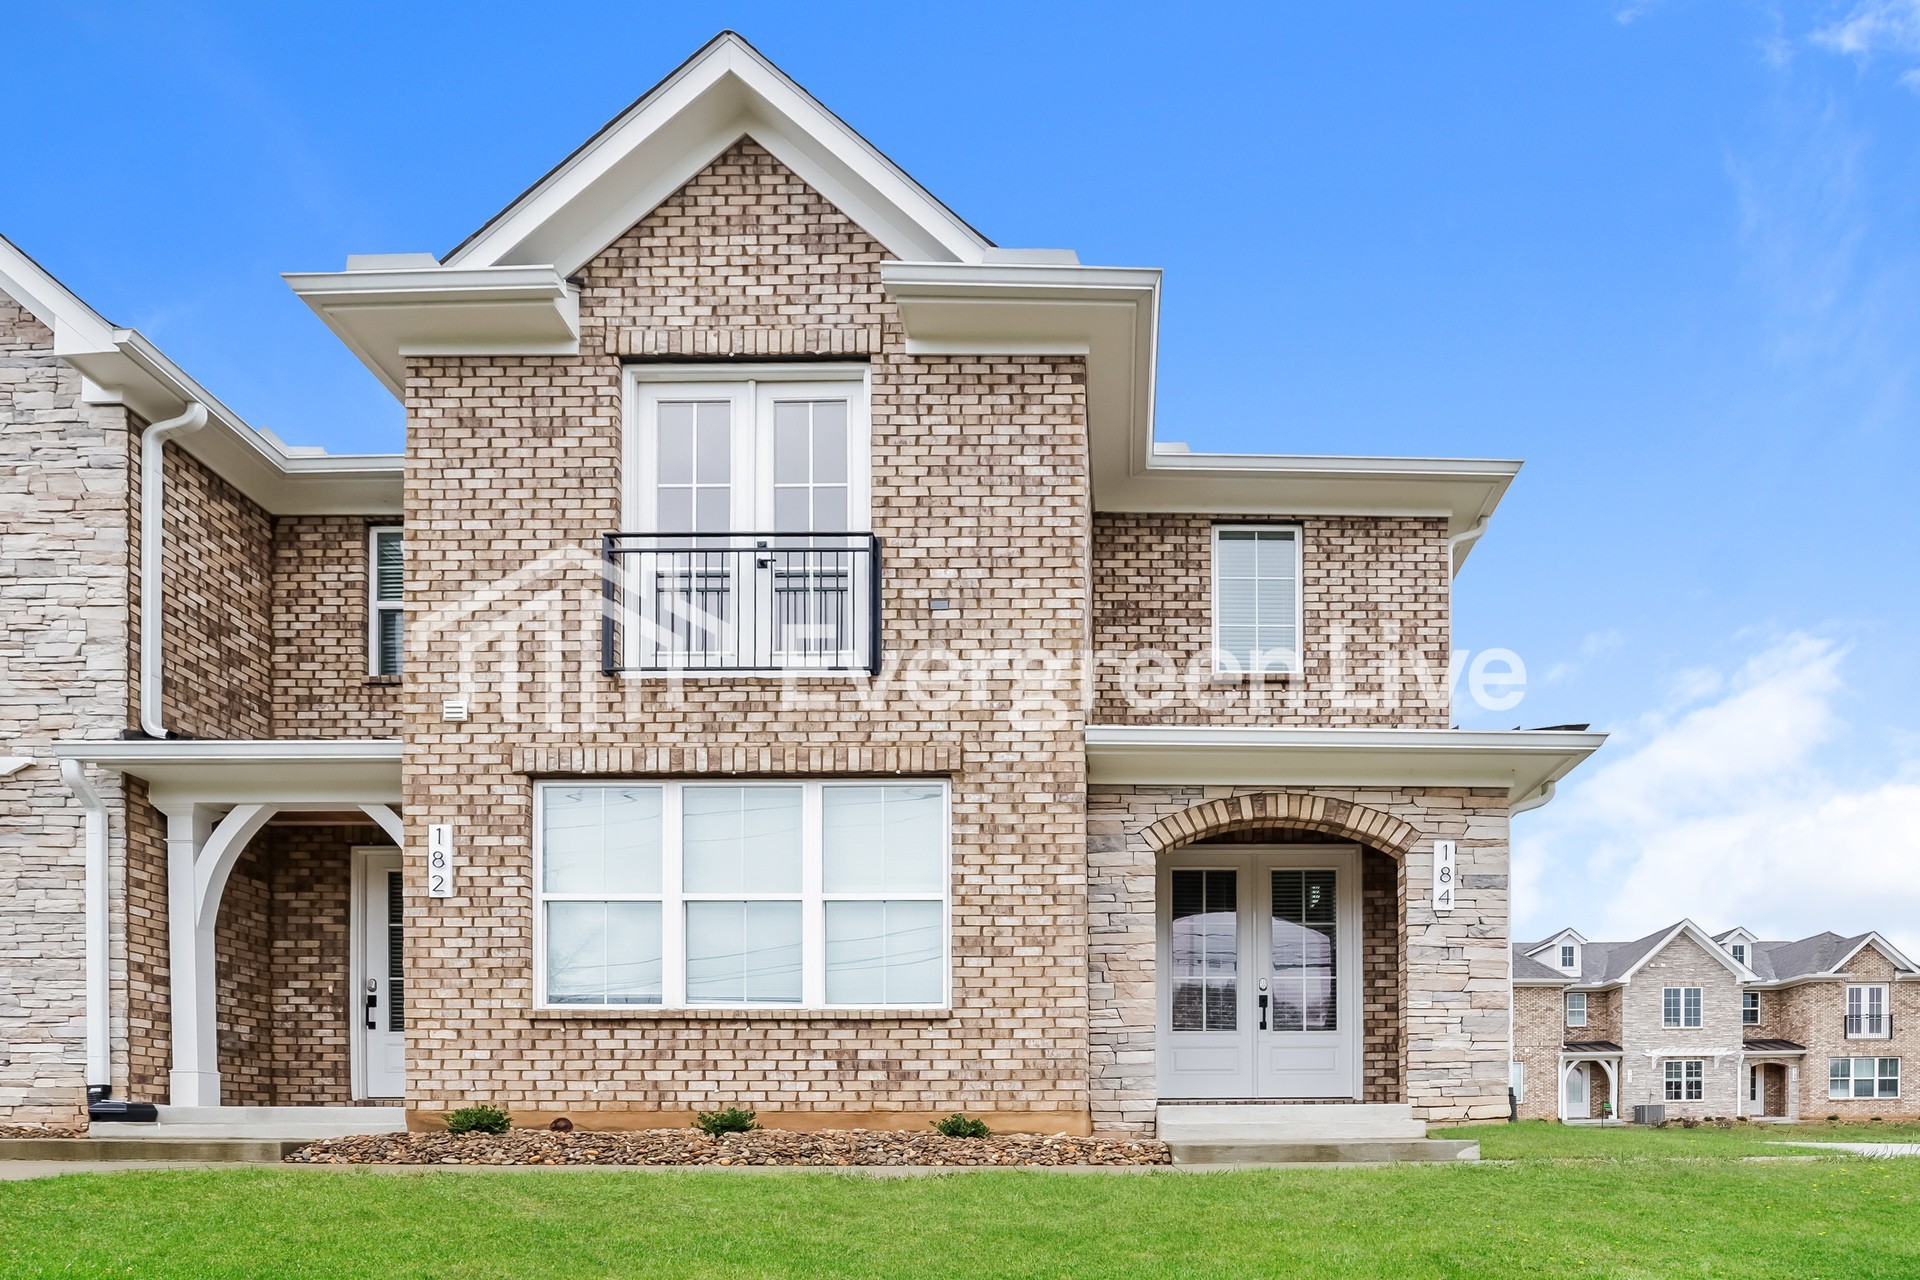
[{"left": 427, "top": 823, "right": 454, "bottom": 899}]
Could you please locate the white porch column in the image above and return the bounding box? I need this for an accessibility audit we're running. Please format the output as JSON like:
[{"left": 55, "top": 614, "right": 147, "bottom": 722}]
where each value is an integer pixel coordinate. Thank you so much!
[
  {"left": 161, "top": 801, "right": 278, "bottom": 1107},
  {"left": 161, "top": 802, "right": 219, "bottom": 1107}
]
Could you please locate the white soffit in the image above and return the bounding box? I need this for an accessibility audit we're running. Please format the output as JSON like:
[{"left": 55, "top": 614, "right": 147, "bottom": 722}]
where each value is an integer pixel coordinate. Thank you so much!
[
  {"left": 51, "top": 739, "right": 402, "bottom": 806},
  {"left": 1084, "top": 725, "right": 1605, "bottom": 801},
  {"left": 0, "top": 234, "right": 401, "bottom": 516}
]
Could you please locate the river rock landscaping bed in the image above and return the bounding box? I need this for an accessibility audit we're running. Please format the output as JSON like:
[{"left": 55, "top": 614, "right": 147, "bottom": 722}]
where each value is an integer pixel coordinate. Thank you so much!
[
  {"left": 0, "top": 1125, "right": 87, "bottom": 1139},
  {"left": 287, "top": 1128, "right": 1170, "bottom": 1168}
]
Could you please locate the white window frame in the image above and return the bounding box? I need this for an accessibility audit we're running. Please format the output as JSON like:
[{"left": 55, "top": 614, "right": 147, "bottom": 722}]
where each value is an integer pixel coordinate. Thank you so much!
[
  {"left": 1663, "top": 985, "right": 1703, "bottom": 1029},
  {"left": 1664, "top": 1058, "right": 1704, "bottom": 1102},
  {"left": 1846, "top": 984, "right": 1891, "bottom": 1039},
  {"left": 368, "top": 526, "right": 403, "bottom": 677},
  {"left": 532, "top": 779, "right": 950, "bottom": 1011},
  {"left": 1730, "top": 943, "right": 1746, "bottom": 967},
  {"left": 1829, "top": 1056, "right": 1900, "bottom": 1100},
  {"left": 1210, "top": 523, "right": 1304, "bottom": 677},
  {"left": 1743, "top": 990, "right": 1761, "bottom": 1026},
  {"left": 1565, "top": 991, "right": 1588, "bottom": 1028},
  {"left": 1560, "top": 944, "right": 1577, "bottom": 970}
]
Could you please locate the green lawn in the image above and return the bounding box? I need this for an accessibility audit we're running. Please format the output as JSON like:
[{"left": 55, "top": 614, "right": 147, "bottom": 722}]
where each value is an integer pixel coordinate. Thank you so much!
[
  {"left": 1435, "top": 1117, "right": 1920, "bottom": 1161},
  {"left": 4, "top": 1156, "right": 1920, "bottom": 1279}
]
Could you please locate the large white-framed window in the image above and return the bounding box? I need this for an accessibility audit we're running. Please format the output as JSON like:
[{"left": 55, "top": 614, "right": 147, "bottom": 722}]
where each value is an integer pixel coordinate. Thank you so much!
[
  {"left": 1211, "top": 524, "right": 1303, "bottom": 676},
  {"left": 1743, "top": 991, "right": 1761, "bottom": 1026},
  {"left": 369, "top": 527, "right": 403, "bottom": 676},
  {"left": 534, "top": 779, "right": 948, "bottom": 1010},
  {"left": 1565, "top": 991, "right": 1588, "bottom": 1028},
  {"left": 1846, "top": 984, "right": 1890, "bottom": 1038},
  {"left": 1662, "top": 986, "right": 1703, "bottom": 1029},
  {"left": 1664, "top": 1058, "right": 1704, "bottom": 1101},
  {"left": 1830, "top": 1056, "right": 1900, "bottom": 1100}
]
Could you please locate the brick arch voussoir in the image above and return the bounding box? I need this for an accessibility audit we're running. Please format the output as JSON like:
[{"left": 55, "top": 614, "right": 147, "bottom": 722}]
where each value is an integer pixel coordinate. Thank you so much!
[{"left": 1139, "top": 792, "right": 1420, "bottom": 860}]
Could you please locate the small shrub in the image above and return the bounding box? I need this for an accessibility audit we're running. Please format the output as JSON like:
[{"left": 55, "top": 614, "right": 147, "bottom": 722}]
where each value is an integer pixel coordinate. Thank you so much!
[
  {"left": 1680, "top": 1116, "right": 1701, "bottom": 1130},
  {"left": 932, "top": 1113, "right": 991, "bottom": 1139},
  {"left": 445, "top": 1104, "right": 511, "bottom": 1135},
  {"left": 693, "top": 1107, "right": 760, "bottom": 1136}
]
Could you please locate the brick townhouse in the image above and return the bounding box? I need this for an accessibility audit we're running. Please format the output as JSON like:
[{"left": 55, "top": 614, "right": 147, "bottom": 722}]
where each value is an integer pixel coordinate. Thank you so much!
[
  {"left": 1514, "top": 920, "right": 1920, "bottom": 1122},
  {"left": 1, "top": 32, "right": 1603, "bottom": 1145}
]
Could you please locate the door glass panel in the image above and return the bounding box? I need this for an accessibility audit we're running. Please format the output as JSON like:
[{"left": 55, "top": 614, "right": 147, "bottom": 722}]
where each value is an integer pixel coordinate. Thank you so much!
[
  {"left": 386, "top": 871, "right": 404, "bottom": 1032},
  {"left": 1170, "top": 868, "right": 1237, "bottom": 1032},
  {"left": 1270, "top": 868, "right": 1337, "bottom": 1032}
]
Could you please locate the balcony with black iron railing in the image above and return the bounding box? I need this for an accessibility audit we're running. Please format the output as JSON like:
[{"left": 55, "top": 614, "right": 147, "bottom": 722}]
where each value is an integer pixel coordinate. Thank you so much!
[
  {"left": 1844, "top": 1013, "right": 1893, "bottom": 1039},
  {"left": 602, "top": 532, "right": 882, "bottom": 675}
]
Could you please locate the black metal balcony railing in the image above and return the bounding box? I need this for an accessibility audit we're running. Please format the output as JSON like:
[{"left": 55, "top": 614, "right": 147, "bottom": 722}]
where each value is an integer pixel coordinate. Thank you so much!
[
  {"left": 603, "top": 532, "right": 881, "bottom": 675},
  {"left": 1844, "top": 1013, "right": 1892, "bottom": 1038}
]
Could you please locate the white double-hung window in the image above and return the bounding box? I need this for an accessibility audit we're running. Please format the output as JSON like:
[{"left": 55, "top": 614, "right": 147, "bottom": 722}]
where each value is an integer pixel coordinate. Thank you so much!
[
  {"left": 536, "top": 780, "right": 947, "bottom": 1009},
  {"left": 1662, "top": 986, "right": 1703, "bottom": 1029},
  {"left": 1211, "top": 525, "right": 1303, "bottom": 676},
  {"left": 369, "top": 527, "right": 403, "bottom": 676},
  {"left": 619, "top": 365, "right": 873, "bottom": 672},
  {"left": 1565, "top": 991, "right": 1588, "bottom": 1028}
]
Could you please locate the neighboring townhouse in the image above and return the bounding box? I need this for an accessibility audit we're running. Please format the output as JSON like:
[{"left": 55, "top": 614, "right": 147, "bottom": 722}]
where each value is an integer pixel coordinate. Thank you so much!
[
  {"left": 0, "top": 32, "right": 1604, "bottom": 1141},
  {"left": 1514, "top": 921, "right": 1920, "bottom": 1122}
]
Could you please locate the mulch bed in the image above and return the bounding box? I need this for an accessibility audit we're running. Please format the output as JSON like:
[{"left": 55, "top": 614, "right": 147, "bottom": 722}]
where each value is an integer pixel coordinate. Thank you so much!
[
  {"left": 287, "top": 1128, "right": 1170, "bottom": 1168},
  {"left": 0, "top": 1125, "right": 87, "bottom": 1139}
]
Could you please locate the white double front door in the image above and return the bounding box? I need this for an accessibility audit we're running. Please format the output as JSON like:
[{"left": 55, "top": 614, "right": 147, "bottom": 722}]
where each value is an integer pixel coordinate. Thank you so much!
[{"left": 1156, "top": 844, "right": 1362, "bottom": 1100}]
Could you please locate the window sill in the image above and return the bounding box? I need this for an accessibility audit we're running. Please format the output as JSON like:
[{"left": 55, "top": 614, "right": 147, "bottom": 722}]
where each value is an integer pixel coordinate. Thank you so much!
[{"left": 529, "top": 1006, "right": 954, "bottom": 1023}]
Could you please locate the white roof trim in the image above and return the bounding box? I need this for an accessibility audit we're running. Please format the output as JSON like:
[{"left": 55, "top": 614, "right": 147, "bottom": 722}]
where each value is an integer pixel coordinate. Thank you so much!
[
  {"left": 1827, "top": 933, "right": 1919, "bottom": 976},
  {"left": 1614, "top": 919, "right": 1758, "bottom": 984},
  {"left": 1084, "top": 725, "right": 1603, "bottom": 800},
  {"left": 51, "top": 739, "right": 401, "bottom": 806},
  {"left": 444, "top": 31, "right": 992, "bottom": 272},
  {"left": 0, "top": 234, "right": 402, "bottom": 516},
  {"left": 1525, "top": 928, "right": 1589, "bottom": 958}
]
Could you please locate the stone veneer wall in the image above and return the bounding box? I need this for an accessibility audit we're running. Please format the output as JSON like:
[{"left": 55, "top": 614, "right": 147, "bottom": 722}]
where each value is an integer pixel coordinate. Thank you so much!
[
  {"left": 0, "top": 292, "right": 134, "bottom": 1124},
  {"left": 1086, "top": 784, "right": 1510, "bottom": 1135},
  {"left": 1616, "top": 934, "right": 1744, "bottom": 1119},
  {"left": 1091, "top": 513, "right": 1451, "bottom": 727},
  {"left": 400, "top": 140, "right": 1092, "bottom": 1131}
]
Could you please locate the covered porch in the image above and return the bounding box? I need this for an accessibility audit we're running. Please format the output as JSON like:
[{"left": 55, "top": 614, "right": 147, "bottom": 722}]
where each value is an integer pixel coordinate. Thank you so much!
[
  {"left": 54, "top": 740, "right": 404, "bottom": 1126},
  {"left": 1740, "top": 1042, "right": 1805, "bottom": 1121},
  {"left": 1559, "top": 1042, "right": 1622, "bottom": 1123}
]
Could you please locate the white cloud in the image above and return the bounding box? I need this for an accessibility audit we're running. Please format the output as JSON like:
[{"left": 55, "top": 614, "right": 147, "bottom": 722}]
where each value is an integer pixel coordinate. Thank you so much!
[
  {"left": 1813, "top": 0, "right": 1920, "bottom": 90},
  {"left": 1515, "top": 632, "right": 1920, "bottom": 959}
]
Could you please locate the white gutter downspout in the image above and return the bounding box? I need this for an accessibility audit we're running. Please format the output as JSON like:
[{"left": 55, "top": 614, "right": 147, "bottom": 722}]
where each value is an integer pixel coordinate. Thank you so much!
[
  {"left": 60, "top": 759, "right": 111, "bottom": 1093},
  {"left": 138, "top": 403, "right": 208, "bottom": 739}
]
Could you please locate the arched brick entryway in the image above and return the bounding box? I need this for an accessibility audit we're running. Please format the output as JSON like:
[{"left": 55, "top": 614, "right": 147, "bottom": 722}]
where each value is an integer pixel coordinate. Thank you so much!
[{"left": 1139, "top": 791, "right": 1420, "bottom": 860}]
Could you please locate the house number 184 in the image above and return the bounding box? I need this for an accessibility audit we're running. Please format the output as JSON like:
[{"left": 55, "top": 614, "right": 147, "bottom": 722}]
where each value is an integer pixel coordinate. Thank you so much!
[
  {"left": 427, "top": 823, "right": 454, "bottom": 899},
  {"left": 1433, "top": 840, "right": 1456, "bottom": 914}
]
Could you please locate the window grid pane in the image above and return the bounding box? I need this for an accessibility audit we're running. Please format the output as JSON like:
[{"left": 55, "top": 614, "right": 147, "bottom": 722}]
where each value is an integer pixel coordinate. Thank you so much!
[
  {"left": 1214, "top": 527, "right": 1299, "bottom": 672},
  {"left": 1170, "top": 869, "right": 1237, "bottom": 1032}
]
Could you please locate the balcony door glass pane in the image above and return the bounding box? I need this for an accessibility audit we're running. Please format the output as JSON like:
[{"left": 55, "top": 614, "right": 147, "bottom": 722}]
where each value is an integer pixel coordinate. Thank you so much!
[{"left": 1170, "top": 869, "right": 1237, "bottom": 1032}]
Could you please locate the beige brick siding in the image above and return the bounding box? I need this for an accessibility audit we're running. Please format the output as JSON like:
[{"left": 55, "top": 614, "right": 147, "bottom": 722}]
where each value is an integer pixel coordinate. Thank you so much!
[
  {"left": 1768, "top": 947, "right": 1920, "bottom": 1120},
  {"left": 1086, "top": 784, "right": 1510, "bottom": 1135},
  {"left": 270, "top": 516, "right": 403, "bottom": 737},
  {"left": 1617, "top": 934, "right": 1744, "bottom": 1118},
  {"left": 1511, "top": 984, "right": 1566, "bottom": 1120},
  {"left": 0, "top": 291, "right": 135, "bottom": 1124},
  {"left": 123, "top": 785, "right": 169, "bottom": 1102},
  {"left": 399, "top": 139, "right": 1093, "bottom": 1131},
  {"left": 1092, "top": 513, "right": 1451, "bottom": 727}
]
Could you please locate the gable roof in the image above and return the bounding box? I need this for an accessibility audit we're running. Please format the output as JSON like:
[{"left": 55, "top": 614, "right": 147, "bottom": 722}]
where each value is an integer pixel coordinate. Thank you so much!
[
  {"left": 1511, "top": 947, "right": 1572, "bottom": 984},
  {"left": 0, "top": 233, "right": 399, "bottom": 515},
  {"left": 444, "top": 31, "right": 1002, "bottom": 273},
  {"left": 1749, "top": 931, "right": 1920, "bottom": 983},
  {"left": 1516, "top": 920, "right": 1757, "bottom": 987}
]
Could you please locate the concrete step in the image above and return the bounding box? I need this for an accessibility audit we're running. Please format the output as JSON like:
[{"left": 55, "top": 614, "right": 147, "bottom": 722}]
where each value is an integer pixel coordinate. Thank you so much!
[
  {"left": 93, "top": 1105, "right": 406, "bottom": 1140},
  {"left": 1158, "top": 1103, "right": 1425, "bottom": 1142},
  {"left": 0, "top": 1137, "right": 303, "bottom": 1163},
  {"left": 1171, "top": 1138, "right": 1479, "bottom": 1166}
]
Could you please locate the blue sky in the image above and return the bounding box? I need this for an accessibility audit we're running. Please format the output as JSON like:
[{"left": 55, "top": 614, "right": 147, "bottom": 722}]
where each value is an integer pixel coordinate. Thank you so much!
[{"left": 7, "top": 2, "right": 1919, "bottom": 950}]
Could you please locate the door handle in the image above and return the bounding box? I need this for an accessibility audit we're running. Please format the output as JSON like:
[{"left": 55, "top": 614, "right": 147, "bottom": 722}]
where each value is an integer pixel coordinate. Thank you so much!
[
  {"left": 1259, "top": 993, "right": 1269, "bottom": 1031},
  {"left": 365, "top": 991, "right": 378, "bottom": 1031}
]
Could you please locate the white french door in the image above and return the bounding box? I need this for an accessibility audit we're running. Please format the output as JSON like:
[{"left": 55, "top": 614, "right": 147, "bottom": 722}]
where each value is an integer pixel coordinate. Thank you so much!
[
  {"left": 355, "top": 849, "right": 406, "bottom": 1099},
  {"left": 626, "top": 369, "right": 870, "bottom": 670},
  {"left": 1156, "top": 845, "right": 1362, "bottom": 1100}
]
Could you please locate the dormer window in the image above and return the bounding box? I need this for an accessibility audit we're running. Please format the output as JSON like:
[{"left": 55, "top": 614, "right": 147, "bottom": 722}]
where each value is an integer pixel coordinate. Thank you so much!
[
  {"left": 1560, "top": 944, "right": 1576, "bottom": 969},
  {"left": 1730, "top": 943, "right": 1747, "bottom": 967}
]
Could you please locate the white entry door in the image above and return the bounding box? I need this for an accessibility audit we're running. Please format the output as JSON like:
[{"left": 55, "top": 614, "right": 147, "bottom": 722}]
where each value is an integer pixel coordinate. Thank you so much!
[
  {"left": 1157, "top": 845, "right": 1362, "bottom": 1099},
  {"left": 356, "top": 849, "right": 406, "bottom": 1099}
]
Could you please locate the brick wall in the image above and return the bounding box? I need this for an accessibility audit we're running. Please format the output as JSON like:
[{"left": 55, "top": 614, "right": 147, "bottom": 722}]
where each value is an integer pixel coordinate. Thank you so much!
[
  {"left": 271, "top": 516, "right": 403, "bottom": 738},
  {"left": 1511, "top": 984, "right": 1566, "bottom": 1120},
  {"left": 123, "top": 784, "right": 169, "bottom": 1102},
  {"left": 1617, "top": 934, "right": 1743, "bottom": 1118},
  {"left": 0, "top": 291, "right": 134, "bottom": 1124},
  {"left": 1086, "top": 784, "right": 1509, "bottom": 1134},
  {"left": 1772, "top": 947, "right": 1920, "bottom": 1121},
  {"left": 400, "top": 139, "right": 1093, "bottom": 1131},
  {"left": 1091, "top": 513, "right": 1451, "bottom": 727}
]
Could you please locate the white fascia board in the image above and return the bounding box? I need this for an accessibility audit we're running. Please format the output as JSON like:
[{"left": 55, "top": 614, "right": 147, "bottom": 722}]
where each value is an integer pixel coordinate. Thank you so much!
[
  {"left": 284, "top": 265, "right": 580, "bottom": 397},
  {"left": 1084, "top": 725, "right": 1604, "bottom": 799},
  {"left": 443, "top": 32, "right": 990, "bottom": 273},
  {"left": 51, "top": 739, "right": 402, "bottom": 806},
  {"left": 881, "top": 261, "right": 1522, "bottom": 544},
  {"left": 1828, "top": 933, "right": 1919, "bottom": 976}
]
